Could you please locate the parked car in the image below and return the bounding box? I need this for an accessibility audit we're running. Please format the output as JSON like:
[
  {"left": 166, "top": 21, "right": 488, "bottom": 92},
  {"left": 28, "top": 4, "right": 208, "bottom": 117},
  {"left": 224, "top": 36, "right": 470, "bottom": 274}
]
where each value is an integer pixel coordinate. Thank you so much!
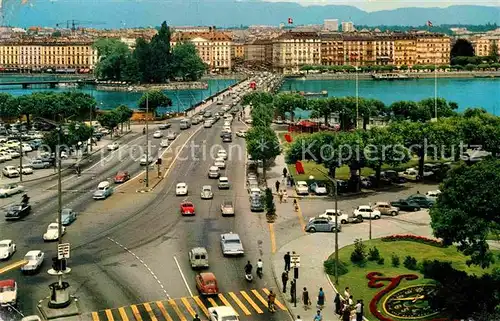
[
  {"left": 295, "top": 181, "right": 309, "bottom": 195},
  {"left": 5, "top": 203, "right": 31, "bottom": 220},
  {"left": 114, "top": 171, "right": 130, "bottom": 183},
  {"left": 195, "top": 272, "right": 219, "bottom": 296},
  {"left": 306, "top": 217, "right": 341, "bottom": 233},
  {"left": 30, "top": 159, "right": 51, "bottom": 169},
  {"left": 176, "top": 183, "right": 188, "bottom": 196},
  {"left": 0, "top": 240, "right": 16, "bottom": 260},
  {"left": 107, "top": 142, "right": 119, "bottom": 151},
  {"left": 21, "top": 250, "right": 44, "bottom": 273},
  {"left": 317, "top": 209, "right": 353, "bottom": 224},
  {"left": 390, "top": 199, "right": 421, "bottom": 212},
  {"left": 310, "top": 182, "right": 328, "bottom": 195},
  {"left": 180, "top": 201, "right": 195, "bottom": 216},
  {"left": 93, "top": 181, "right": 113, "bottom": 200},
  {"left": 3, "top": 166, "right": 19, "bottom": 178},
  {"left": 353, "top": 205, "right": 381, "bottom": 220},
  {"left": 189, "top": 247, "right": 209, "bottom": 269},
  {"left": 220, "top": 233, "right": 244, "bottom": 256},
  {"left": 425, "top": 190, "right": 441, "bottom": 201},
  {"left": 372, "top": 202, "right": 399, "bottom": 216},
  {"left": 381, "top": 170, "right": 407, "bottom": 184},
  {"left": 220, "top": 200, "right": 235, "bottom": 216},
  {"left": 18, "top": 165, "right": 33, "bottom": 175},
  {"left": 249, "top": 195, "right": 264, "bottom": 212},
  {"left": 200, "top": 185, "right": 213, "bottom": 199},
  {"left": 61, "top": 208, "right": 77, "bottom": 226}
]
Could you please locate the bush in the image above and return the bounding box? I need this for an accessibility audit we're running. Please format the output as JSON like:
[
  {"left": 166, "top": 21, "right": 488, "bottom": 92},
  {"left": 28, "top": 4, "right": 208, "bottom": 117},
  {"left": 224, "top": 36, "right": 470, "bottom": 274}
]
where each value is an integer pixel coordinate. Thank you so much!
[
  {"left": 403, "top": 255, "right": 418, "bottom": 270},
  {"left": 368, "top": 247, "right": 380, "bottom": 261},
  {"left": 419, "top": 259, "right": 454, "bottom": 279},
  {"left": 324, "top": 258, "right": 348, "bottom": 276},
  {"left": 391, "top": 254, "right": 400, "bottom": 267},
  {"left": 350, "top": 238, "right": 367, "bottom": 265},
  {"left": 381, "top": 234, "right": 446, "bottom": 247},
  {"left": 377, "top": 257, "right": 385, "bottom": 265}
]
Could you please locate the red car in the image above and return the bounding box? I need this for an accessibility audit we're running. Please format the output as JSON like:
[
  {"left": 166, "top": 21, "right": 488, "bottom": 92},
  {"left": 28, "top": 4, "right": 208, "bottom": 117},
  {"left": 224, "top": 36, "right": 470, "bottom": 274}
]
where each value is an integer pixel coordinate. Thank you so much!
[
  {"left": 195, "top": 272, "right": 219, "bottom": 296},
  {"left": 180, "top": 202, "right": 195, "bottom": 216},
  {"left": 114, "top": 171, "right": 130, "bottom": 183}
]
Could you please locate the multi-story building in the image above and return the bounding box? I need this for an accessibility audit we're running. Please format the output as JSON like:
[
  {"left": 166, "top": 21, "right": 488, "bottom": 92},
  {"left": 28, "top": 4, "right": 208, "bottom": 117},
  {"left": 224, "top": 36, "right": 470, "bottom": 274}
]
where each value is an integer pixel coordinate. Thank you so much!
[
  {"left": 272, "top": 31, "right": 321, "bottom": 73},
  {"left": 341, "top": 22, "right": 355, "bottom": 32},
  {"left": 244, "top": 39, "right": 273, "bottom": 66},
  {"left": 231, "top": 42, "right": 245, "bottom": 60},
  {"left": 343, "top": 33, "right": 376, "bottom": 66},
  {"left": 171, "top": 29, "right": 233, "bottom": 72},
  {"left": 0, "top": 37, "right": 98, "bottom": 72},
  {"left": 415, "top": 32, "right": 451, "bottom": 65},
  {"left": 470, "top": 35, "right": 500, "bottom": 57},
  {"left": 393, "top": 33, "right": 417, "bottom": 67},
  {"left": 373, "top": 34, "right": 394, "bottom": 65},
  {"left": 320, "top": 33, "right": 344, "bottom": 66},
  {"left": 323, "top": 19, "right": 339, "bottom": 32}
]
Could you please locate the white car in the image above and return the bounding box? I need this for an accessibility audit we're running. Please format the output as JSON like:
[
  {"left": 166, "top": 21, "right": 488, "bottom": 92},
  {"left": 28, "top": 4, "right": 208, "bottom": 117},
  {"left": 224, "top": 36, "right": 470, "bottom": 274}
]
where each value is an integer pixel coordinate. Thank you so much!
[
  {"left": 43, "top": 223, "right": 66, "bottom": 241},
  {"left": 21, "top": 144, "right": 32, "bottom": 153},
  {"left": 0, "top": 183, "right": 23, "bottom": 197},
  {"left": 204, "top": 121, "right": 213, "bottom": 128},
  {"left": 7, "top": 150, "right": 20, "bottom": 159},
  {"left": 236, "top": 130, "right": 246, "bottom": 138},
  {"left": 0, "top": 151, "right": 12, "bottom": 161},
  {"left": 107, "top": 142, "right": 119, "bottom": 151},
  {"left": 18, "top": 165, "right": 34, "bottom": 175},
  {"left": 353, "top": 205, "right": 381, "bottom": 220},
  {"left": 0, "top": 239, "right": 16, "bottom": 260},
  {"left": 139, "top": 154, "right": 154, "bottom": 165},
  {"left": 214, "top": 158, "right": 225, "bottom": 169},
  {"left": 3, "top": 166, "right": 19, "bottom": 178},
  {"left": 426, "top": 190, "right": 441, "bottom": 200},
  {"left": 176, "top": 182, "right": 188, "bottom": 196},
  {"left": 21, "top": 250, "right": 44, "bottom": 273},
  {"left": 217, "top": 150, "right": 227, "bottom": 160},
  {"left": 399, "top": 167, "right": 434, "bottom": 181},
  {"left": 295, "top": 181, "right": 309, "bottom": 195},
  {"left": 317, "top": 209, "right": 350, "bottom": 224},
  {"left": 153, "top": 131, "right": 163, "bottom": 138},
  {"left": 209, "top": 306, "right": 239, "bottom": 321},
  {"left": 160, "top": 139, "right": 170, "bottom": 148}
]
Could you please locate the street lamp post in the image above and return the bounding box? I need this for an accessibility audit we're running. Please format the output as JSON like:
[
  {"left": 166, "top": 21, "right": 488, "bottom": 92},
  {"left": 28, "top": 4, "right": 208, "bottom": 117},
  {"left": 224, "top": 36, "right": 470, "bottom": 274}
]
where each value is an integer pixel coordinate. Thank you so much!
[
  {"left": 145, "top": 95, "right": 149, "bottom": 188},
  {"left": 369, "top": 202, "right": 372, "bottom": 240},
  {"left": 17, "top": 133, "right": 23, "bottom": 182}
]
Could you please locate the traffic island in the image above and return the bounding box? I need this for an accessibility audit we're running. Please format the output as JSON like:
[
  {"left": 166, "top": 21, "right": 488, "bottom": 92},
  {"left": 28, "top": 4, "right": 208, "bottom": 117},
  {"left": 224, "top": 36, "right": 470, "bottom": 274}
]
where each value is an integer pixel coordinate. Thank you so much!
[{"left": 38, "top": 294, "right": 80, "bottom": 320}]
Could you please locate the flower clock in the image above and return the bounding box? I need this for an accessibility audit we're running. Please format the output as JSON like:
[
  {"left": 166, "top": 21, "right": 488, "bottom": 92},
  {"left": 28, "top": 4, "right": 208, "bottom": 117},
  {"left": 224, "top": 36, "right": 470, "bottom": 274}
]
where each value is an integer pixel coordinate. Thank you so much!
[{"left": 366, "top": 272, "right": 449, "bottom": 321}]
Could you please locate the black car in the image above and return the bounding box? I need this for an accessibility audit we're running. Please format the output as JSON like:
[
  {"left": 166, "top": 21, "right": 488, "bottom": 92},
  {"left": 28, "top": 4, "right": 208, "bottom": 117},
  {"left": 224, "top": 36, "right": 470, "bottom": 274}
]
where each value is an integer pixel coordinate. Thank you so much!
[
  {"left": 381, "top": 170, "right": 407, "bottom": 184},
  {"left": 5, "top": 204, "right": 31, "bottom": 220},
  {"left": 390, "top": 199, "right": 421, "bottom": 212}
]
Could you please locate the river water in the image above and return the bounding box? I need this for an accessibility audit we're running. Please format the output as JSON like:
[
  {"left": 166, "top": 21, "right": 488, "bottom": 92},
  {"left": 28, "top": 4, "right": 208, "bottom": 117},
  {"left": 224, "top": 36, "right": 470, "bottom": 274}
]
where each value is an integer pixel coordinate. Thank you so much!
[
  {"left": 280, "top": 77, "right": 500, "bottom": 116},
  {"left": 0, "top": 75, "right": 238, "bottom": 114}
]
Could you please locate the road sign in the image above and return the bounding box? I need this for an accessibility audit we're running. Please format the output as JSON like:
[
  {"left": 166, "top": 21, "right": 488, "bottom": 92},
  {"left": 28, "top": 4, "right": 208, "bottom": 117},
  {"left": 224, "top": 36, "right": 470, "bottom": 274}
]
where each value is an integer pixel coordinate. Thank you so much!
[
  {"left": 290, "top": 254, "right": 300, "bottom": 268},
  {"left": 57, "top": 243, "right": 70, "bottom": 260}
]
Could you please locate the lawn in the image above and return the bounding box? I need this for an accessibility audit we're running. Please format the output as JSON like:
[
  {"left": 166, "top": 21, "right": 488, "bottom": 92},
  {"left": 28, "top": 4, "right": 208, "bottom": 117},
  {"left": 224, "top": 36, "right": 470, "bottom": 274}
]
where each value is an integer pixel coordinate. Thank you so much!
[{"left": 326, "top": 239, "right": 500, "bottom": 321}]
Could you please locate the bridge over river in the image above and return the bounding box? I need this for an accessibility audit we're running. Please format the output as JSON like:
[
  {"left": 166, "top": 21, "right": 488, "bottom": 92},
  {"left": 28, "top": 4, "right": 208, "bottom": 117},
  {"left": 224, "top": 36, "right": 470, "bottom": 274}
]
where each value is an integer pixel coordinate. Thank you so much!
[{"left": 0, "top": 75, "right": 96, "bottom": 89}]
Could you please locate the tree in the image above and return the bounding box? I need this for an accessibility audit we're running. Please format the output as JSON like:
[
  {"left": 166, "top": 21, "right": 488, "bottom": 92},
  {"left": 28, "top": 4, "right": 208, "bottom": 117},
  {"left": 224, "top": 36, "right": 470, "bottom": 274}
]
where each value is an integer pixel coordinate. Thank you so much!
[
  {"left": 241, "top": 91, "right": 274, "bottom": 107},
  {"left": 97, "top": 111, "right": 120, "bottom": 138},
  {"left": 246, "top": 126, "right": 281, "bottom": 180},
  {"left": 264, "top": 187, "right": 276, "bottom": 218},
  {"left": 389, "top": 100, "right": 420, "bottom": 121},
  {"left": 138, "top": 90, "right": 172, "bottom": 116},
  {"left": 250, "top": 103, "right": 273, "bottom": 127},
  {"left": 133, "top": 38, "right": 155, "bottom": 83},
  {"left": 430, "top": 160, "right": 500, "bottom": 268},
  {"left": 147, "top": 21, "right": 172, "bottom": 82},
  {"left": 309, "top": 99, "right": 330, "bottom": 125},
  {"left": 115, "top": 105, "right": 134, "bottom": 132},
  {"left": 93, "top": 39, "right": 131, "bottom": 81},
  {"left": 171, "top": 42, "right": 207, "bottom": 81},
  {"left": 451, "top": 39, "right": 475, "bottom": 58},
  {"left": 489, "top": 41, "right": 499, "bottom": 62},
  {"left": 273, "top": 93, "right": 307, "bottom": 121}
]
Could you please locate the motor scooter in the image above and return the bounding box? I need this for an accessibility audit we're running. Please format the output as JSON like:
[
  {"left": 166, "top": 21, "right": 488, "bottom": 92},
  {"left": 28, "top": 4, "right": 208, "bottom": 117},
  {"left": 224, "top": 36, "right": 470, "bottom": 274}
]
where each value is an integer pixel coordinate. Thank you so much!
[{"left": 245, "top": 273, "right": 253, "bottom": 282}]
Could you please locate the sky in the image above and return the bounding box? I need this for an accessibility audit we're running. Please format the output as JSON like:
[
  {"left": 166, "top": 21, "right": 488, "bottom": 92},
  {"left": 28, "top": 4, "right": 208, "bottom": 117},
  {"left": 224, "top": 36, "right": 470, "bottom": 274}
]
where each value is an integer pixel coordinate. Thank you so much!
[{"left": 263, "top": 0, "right": 500, "bottom": 11}]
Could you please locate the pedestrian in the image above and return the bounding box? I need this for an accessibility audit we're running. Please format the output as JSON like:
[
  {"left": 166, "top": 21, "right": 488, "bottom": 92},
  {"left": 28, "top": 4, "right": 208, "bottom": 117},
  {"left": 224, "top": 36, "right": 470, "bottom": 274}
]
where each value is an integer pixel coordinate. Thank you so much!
[
  {"left": 284, "top": 251, "right": 291, "bottom": 271},
  {"left": 278, "top": 190, "right": 283, "bottom": 203},
  {"left": 342, "top": 304, "right": 350, "bottom": 321},
  {"left": 355, "top": 300, "right": 363, "bottom": 321},
  {"left": 313, "top": 310, "right": 323, "bottom": 321},
  {"left": 295, "top": 315, "right": 302, "bottom": 321},
  {"left": 344, "top": 287, "right": 350, "bottom": 300},
  {"left": 283, "top": 167, "right": 288, "bottom": 178},
  {"left": 348, "top": 295, "right": 354, "bottom": 307},
  {"left": 192, "top": 314, "right": 201, "bottom": 321},
  {"left": 283, "top": 190, "right": 288, "bottom": 203},
  {"left": 334, "top": 293, "right": 341, "bottom": 315},
  {"left": 302, "top": 287, "right": 311, "bottom": 310},
  {"left": 281, "top": 270, "right": 289, "bottom": 293},
  {"left": 317, "top": 287, "right": 325, "bottom": 310},
  {"left": 275, "top": 180, "right": 280, "bottom": 193},
  {"left": 290, "top": 279, "right": 296, "bottom": 303}
]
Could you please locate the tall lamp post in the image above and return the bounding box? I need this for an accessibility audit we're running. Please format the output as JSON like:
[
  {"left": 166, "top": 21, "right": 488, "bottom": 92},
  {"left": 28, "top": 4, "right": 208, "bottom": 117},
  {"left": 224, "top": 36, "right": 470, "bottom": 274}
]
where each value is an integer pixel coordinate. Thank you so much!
[{"left": 145, "top": 94, "right": 149, "bottom": 188}]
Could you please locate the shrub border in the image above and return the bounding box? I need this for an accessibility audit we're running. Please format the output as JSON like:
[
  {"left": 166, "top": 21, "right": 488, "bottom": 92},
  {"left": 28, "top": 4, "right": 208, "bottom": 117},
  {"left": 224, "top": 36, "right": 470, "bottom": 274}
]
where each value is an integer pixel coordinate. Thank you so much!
[{"left": 381, "top": 234, "right": 446, "bottom": 248}]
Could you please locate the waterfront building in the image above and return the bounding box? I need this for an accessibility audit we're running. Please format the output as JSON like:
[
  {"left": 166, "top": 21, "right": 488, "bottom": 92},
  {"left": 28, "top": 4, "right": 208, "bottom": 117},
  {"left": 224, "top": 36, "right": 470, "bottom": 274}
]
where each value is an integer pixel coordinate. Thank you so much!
[
  {"left": 393, "top": 33, "right": 417, "bottom": 67},
  {"left": 171, "top": 28, "right": 233, "bottom": 72},
  {"left": 414, "top": 32, "right": 451, "bottom": 65},
  {"left": 0, "top": 36, "right": 98, "bottom": 72},
  {"left": 244, "top": 39, "right": 273, "bottom": 67},
  {"left": 323, "top": 19, "right": 339, "bottom": 32},
  {"left": 231, "top": 42, "right": 245, "bottom": 59},
  {"left": 341, "top": 22, "right": 355, "bottom": 32},
  {"left": 343, "top": 33, "right": 376, "bottom": 66},
  {"left": 272, "top": 31, "right": 321, "bottom": 73},
  {"left": 470, "top": 35, "right": 500, "bottom": 57},
  {"left": 320, "top": 33, "right": 344, "bottom": 66}
]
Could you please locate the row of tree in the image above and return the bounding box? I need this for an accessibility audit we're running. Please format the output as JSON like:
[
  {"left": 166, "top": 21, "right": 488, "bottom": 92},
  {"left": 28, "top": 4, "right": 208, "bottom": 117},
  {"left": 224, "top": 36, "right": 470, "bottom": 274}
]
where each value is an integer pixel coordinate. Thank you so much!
[
  {"left": 96, "top": 105, "right": 134, "bottom": 138},
  {"left": 94, "top": 22, "right": 207, "bottom": 83}
]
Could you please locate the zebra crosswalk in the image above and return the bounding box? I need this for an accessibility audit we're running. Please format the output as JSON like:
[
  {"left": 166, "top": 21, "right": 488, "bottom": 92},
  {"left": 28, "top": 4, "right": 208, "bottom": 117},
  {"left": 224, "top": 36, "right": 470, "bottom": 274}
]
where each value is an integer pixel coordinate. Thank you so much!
[{"left": 90, "top": 288, "right": 287, "bottom": 321}]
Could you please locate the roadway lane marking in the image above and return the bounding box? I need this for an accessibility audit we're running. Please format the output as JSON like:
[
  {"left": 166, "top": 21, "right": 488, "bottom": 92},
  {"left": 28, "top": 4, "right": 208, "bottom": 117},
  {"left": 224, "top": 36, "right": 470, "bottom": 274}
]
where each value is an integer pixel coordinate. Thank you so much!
[
  {"left": 296, "top": 200, "right": 306, "bottom": 233},
  {"left": 180, "top": 298, "right": 196, "bottom": 317},
  {"left": 143, "top": 303, "right": 158, "bottom": 321},
  {"left": 228, "top": 292, "right": 251, "bottom": 316},
  {"left": 217, "top": 294, "right": 238, "bottom": 316},
  {"left": 163, "top": 125, "right": 204, "bottom": 179},
  {"left": 168, "top": 300, "right": 187, "bottom": 321},
  {"left": 173, "top": 255, "right": 194, "bottom": 297},
  {"left": 240, "top": 291, "right": 263, "bottom": 314},
  {"left": 118, "top": 307, "right": 129, "bottom": 321},
  {"left": 0, "top": 259, "right": 27, "bottom": 274},
  {"left": 130, "top": 305, "right": 143, "bottom": 321},
  {"left": 207, "top": 298, "right": 218, "bottom": 307},
  {"left": 268, "top": 223, "right": 276, "bottom": 253},
  {"left": 251, "top": 289, "right": 268, "bottom": 307},
  {"left": 192, "top": 296, "right": 209, "bottom": 317},
  {"left": 262, "top": 288, "right": 287, "bottom": 311},
  {"left": 107, "top": 237, "right": 170, "bottom": 299},
  {"left": 105, "top": 309, "right": 114, "bottom": 321},
  {"left": 155, "top": 301, "right": 173, "bottom": 321},
  {"left": 92, "top": 312, "right": 100, "bottom": 321}
]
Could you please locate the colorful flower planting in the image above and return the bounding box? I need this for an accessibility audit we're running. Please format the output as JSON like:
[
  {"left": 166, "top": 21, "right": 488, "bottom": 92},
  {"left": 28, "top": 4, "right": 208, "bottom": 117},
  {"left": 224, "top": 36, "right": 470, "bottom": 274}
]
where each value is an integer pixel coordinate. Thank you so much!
[{"left": 381, "top": 234, "right": 446, "bottom": 247}]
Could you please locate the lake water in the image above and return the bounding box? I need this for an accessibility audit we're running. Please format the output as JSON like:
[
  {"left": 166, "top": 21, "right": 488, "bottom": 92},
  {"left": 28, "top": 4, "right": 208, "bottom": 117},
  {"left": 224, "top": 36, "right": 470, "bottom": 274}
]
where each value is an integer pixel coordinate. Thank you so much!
[
  {"left": 0, "top": 76, "right": 238, "bottom": 114},
  {"left": 280, "top": 77, "right": 500, "bottom": 116}
]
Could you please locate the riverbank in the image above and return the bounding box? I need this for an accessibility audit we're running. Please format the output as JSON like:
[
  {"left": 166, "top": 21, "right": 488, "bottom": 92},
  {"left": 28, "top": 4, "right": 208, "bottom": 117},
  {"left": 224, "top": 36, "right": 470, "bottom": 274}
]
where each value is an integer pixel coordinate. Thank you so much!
[{"left": 297, "top": 70, "right": 500, "bottom": 80}]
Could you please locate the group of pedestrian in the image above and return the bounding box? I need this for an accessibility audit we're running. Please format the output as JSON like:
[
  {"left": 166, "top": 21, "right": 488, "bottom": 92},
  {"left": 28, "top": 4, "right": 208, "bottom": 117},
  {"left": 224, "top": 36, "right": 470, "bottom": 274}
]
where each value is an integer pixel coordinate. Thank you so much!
[{"left": 333, "top": 287, "right": 364, "bottom": 321}]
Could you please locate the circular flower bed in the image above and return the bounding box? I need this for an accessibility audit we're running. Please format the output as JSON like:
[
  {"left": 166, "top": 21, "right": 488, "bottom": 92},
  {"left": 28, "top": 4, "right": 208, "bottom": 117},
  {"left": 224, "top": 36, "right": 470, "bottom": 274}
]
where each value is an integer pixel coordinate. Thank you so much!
[{"left": 381, "top": 234, "right": 446, "bottom": 247}]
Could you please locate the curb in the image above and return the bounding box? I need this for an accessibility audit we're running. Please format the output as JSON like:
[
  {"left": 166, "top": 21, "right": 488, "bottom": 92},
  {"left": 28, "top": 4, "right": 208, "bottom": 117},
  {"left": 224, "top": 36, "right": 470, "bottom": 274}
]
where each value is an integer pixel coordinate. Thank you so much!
[{"left": 270, "top": 250, "right": 296, "bottom": 321}]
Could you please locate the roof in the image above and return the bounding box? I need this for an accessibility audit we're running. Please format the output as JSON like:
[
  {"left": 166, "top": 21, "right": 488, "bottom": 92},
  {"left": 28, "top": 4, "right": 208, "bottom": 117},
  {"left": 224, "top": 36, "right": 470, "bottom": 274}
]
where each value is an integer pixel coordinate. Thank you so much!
[
  {"left": 181, "top": 202, "right": 194, "bottom": 206},
  {"left": 221, "top": 233, "right": 240, "bottom": 240},
  {"left": 209, "top": 306, "right": 237, "bottom": 317},
  {"left": 25, "top": 250, "right": 41, "bottom": 256},
  {"left": 0, "top": 239, "right": 12, "bottom": 244},
  {"left": 199, "top": 272, "right": 216, "bottom": 281},
  {"left": 0, "top": 279, "right": 15, "bottom": 288},
  {"left": 98, "top": 181, "right": 110, "bottom": 188},
  {"left": 177, "top": 182, "right": 186, "bottom": 186},
  {"left": 276, "top": 31, "right": 320, "bottom": 40},
  {"left": 190, "top": 247, "right": 207, "bottom": 254}
]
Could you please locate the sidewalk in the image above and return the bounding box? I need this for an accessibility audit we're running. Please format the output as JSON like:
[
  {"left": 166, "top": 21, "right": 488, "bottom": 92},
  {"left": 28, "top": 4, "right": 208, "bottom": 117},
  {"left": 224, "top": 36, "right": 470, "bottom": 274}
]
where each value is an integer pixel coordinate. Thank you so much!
[{"left": 271, "top": 211, "right": 434, "bottom": 321}]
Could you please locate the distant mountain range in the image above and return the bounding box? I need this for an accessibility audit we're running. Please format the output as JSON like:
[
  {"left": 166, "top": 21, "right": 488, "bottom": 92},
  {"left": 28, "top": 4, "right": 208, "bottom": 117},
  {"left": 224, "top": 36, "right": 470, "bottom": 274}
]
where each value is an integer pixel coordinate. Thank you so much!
[{"left": 2, "top": 1, "right": 499, "bottom": 29}]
